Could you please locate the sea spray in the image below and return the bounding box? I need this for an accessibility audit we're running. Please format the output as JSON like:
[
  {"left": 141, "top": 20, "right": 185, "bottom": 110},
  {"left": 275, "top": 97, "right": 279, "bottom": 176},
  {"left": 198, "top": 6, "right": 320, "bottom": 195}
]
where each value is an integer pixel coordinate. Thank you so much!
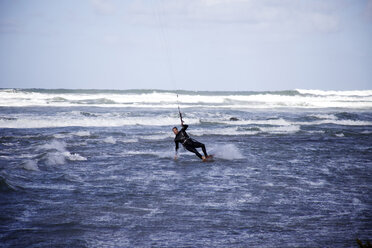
[
  {"left": 210, "top": 144, "right": 245, "bottom": 160},
  {"left": 39, "top": 140, "right": 67, "bottom": 151},
  {"left": 22, "top": 160, "right": 39, "bottom": 171},
  {"left": 39, "top": 140, "right": 86, "bottom": 165}
]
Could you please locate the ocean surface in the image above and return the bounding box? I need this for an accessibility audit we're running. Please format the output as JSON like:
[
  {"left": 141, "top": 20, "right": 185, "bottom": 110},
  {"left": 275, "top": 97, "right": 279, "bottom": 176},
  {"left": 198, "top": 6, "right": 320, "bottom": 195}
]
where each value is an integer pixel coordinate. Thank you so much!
[{"left": 0, "top": 88, "right": 371, "bottom": 247}]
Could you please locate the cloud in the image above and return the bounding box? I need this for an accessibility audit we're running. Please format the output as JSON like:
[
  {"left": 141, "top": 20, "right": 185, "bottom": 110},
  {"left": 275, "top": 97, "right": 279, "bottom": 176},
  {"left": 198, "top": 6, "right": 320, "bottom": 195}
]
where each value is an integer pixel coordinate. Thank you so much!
[
  {"left": 92, "top": 0, "right": 115, "bottom": 15},
  {"left": 196, "top": 0, "right": 341, "bottom": 33},
  {"left": 127, "top": 0, "right": 342, "bottom": 33}
]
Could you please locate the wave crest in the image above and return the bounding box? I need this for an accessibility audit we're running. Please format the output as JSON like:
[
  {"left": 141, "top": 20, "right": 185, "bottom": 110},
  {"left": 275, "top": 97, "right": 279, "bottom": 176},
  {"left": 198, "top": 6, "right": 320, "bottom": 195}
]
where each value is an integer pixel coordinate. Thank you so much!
[{"left": 1, "top": 88, "right": 371, "bottom": 109}]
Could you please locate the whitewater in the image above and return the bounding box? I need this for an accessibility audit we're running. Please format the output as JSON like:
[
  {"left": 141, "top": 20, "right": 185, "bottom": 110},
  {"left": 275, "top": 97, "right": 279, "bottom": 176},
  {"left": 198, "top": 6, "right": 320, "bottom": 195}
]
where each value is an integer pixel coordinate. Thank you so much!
[{"left": 0, "top": 88, "right": 371, "bottom": 247}]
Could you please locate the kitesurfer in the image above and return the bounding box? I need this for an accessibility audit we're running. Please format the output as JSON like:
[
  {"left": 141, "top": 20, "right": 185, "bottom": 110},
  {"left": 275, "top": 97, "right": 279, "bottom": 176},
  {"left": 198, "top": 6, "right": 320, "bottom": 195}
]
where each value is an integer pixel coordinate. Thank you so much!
[{"left": 173, "top": 122, "right": 209, "bottom": 161}]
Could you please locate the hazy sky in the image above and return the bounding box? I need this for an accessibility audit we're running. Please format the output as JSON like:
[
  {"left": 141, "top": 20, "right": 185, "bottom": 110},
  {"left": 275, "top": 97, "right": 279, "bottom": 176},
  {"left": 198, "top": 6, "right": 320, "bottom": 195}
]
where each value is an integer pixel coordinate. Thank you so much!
[{"left": 0, "top": 0, "right": 371, "bottom": 91}]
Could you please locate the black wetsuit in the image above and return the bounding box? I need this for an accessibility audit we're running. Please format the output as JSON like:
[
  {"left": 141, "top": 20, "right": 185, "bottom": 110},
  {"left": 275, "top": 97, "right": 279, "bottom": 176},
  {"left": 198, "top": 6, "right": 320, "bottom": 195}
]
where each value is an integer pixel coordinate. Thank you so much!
[{"left": 174, "top": 124, "right": 208, "bottom": 160}]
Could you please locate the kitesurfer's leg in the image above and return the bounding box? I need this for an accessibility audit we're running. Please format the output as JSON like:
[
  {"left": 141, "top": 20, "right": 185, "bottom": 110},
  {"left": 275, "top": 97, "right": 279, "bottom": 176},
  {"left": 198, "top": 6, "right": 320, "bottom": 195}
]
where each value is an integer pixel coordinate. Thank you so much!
[
  {"left": 184, "top": 145, "right": 203, "bottom": 159},
  {"left": 190, "top": 140, "right": 208, "bottom": 157}
]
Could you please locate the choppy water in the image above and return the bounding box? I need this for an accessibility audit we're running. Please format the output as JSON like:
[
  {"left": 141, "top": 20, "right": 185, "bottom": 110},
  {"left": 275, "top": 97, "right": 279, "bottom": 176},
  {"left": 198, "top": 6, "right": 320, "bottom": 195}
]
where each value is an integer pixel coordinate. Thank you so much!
[{"left": 0, "top": 89, "right": 371, "bottom": 247}]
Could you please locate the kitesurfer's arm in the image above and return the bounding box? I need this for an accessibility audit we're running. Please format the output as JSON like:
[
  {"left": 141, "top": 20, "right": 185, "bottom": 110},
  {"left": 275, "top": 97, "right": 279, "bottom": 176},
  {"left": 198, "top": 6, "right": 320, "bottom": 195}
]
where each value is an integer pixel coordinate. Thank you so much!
[{"left": 181, "top": 124, "right": 188, "bottom": 131}]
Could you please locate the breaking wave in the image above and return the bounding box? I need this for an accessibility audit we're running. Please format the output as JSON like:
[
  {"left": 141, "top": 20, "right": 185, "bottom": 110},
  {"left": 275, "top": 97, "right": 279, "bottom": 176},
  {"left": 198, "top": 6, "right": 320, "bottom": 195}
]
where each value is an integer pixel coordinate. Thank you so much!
[
  {"left": 39, "top": 140, "right": 87, "bottom": 165},
  {"left": 1, "top": 111, "right": 371, "bottom": 129},
  {"left": 1, "top": 88, "right": 371, "bottom": 109}
]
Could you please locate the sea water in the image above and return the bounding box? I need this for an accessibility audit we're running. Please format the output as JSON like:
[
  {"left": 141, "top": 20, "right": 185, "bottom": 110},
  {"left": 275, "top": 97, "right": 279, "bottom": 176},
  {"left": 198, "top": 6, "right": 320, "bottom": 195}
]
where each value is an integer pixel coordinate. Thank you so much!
[{"left": 0, "top": 89, "right": 371, "bottom": 247}]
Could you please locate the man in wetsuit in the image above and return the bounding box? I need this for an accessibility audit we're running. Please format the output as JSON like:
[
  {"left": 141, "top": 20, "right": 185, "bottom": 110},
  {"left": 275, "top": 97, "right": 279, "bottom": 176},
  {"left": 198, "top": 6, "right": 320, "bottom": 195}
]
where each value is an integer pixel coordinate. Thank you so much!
[{"left": 173, "top": 122, "right": 209, "bottom": 161}]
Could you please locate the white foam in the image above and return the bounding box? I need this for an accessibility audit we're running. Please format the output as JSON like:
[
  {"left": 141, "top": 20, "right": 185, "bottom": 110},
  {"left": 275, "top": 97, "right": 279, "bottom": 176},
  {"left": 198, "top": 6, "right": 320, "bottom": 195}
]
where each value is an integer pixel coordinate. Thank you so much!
[
  {"left": 190, "top": 124, "right": 301, "bottom": 137},
  {"left": 53, "top": 133, "right": 71, "bottom": 139},
  {"left": 307, "top": 130, "right": 325, "bottom": 134},
  {"left": 22, "top": 160, "right": 39, "bottom": 171},
  {"left": 297, "top": 89, "right": 372, "bottom": 97},
  {"left": 260, "top": 125, "right": 301, "bottom": 134},
  {"left": 64, "top": 152, "right": 87, "bottom": 161},
  {"left": 298, "top": 119, "right": 372, "bottom": 126},
  {"left": 361, "top": 130, "right": 372, "bottom": 134},
  {"left": 303, "top": 179, "right": 326, "bottom": 187},
  {"left": 210, "top": 144, "right": 245, "bottom": 160},
  {"left": 1, "top": 90, "right": 371, "bottom": 130},
  {"left": 46, "top": 152, "right": 66, "bottom": 165},
  {"left": 122, "top": 138, "right": 139, "bottom": 143},
  {"left": 39, "top": 140, "right": 67, "bottom": 152},
  {"left": 191, "top": 127, "right": 259, "bottom": 136},
  {"left": 1, "top": 89, "right": 372, "bottom": 109},
  {"left": 122, "top": 150, "right": 162, "bottom": 157},
  {"left": 201, "top": 115, "right": 372, "bottom": 127},
  {"left": 0, "top": 116, "right": 200, "bottom": 128},
  {"left": 40, "top": 140, "right": 87, "bottom": 165},
  {"left": 2, "top": 111, "right": 369, "bottom": 129},
  {"left": 73, "top": 131, "right": 91, "bottom": 136},
  {"left": 104, "top": 136, "right": 116, "bottom": 144},
  {"left": 121, "top": 149, "right": 187, "bottom": 159},
  {"left": 310, "top": 114, "right": 337, "bottom": 120},
  {"left": 122, "top": 150, "right": 155, "bottom": 156},
  {"left": 18, "top": 154, "right": 37, "bottom": 159},
  {"left": 201, "top": 117, "right": 292, "bottom": 126},
  {"left": 335, "top": 133, "right": 344, "bottom": 137}
]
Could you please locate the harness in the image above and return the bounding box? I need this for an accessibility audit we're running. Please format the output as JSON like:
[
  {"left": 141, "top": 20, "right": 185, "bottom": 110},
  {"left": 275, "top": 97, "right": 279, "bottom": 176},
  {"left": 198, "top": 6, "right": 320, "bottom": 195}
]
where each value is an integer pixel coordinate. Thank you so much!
[{"left": 181, "top": 138, "right": 190, "bottom": 145}]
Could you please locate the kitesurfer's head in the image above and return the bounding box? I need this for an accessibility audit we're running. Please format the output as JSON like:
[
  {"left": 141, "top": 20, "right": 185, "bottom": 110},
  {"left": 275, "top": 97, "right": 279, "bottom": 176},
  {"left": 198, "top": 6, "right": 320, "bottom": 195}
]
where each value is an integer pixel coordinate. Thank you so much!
[{"left": 172, "top": 127, "right": 178, "bottom": 135}]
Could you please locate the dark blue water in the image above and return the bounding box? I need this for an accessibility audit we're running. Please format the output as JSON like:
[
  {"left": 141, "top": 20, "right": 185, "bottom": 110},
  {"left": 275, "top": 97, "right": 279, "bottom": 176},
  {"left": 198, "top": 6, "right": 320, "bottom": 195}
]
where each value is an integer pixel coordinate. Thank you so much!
[{"left": 1, "top": 104, "right": 371, "bottom": 247}]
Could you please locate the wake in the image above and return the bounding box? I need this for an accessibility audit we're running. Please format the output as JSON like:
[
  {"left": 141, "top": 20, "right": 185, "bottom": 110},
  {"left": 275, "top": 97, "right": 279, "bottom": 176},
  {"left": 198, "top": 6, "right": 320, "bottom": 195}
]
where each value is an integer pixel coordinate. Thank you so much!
[
  {"left": 209, "top": 144, "right": 245, "bottom": 160},
  {"left": 122, "top": 143, "right": 245, "bottom": 161}
]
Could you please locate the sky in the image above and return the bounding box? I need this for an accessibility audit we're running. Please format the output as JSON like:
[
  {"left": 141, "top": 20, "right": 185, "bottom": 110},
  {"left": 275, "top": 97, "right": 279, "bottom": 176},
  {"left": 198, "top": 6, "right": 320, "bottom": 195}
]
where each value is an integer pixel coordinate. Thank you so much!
[{"left": 0, "top": 0, "right": 371, "bottom": 91}]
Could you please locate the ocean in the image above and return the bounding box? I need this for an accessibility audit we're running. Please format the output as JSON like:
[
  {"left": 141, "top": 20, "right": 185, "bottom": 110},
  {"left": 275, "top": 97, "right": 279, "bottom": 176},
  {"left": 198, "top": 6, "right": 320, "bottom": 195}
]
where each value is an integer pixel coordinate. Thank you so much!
[{"left": 0, "top": 88, "right": 371, "bottom": 247}]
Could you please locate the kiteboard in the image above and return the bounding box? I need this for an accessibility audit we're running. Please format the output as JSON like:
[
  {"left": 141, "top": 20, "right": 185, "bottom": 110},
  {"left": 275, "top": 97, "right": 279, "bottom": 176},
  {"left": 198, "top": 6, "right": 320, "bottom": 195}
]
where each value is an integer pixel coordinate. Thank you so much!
[{"left": 203, "top": 155, "right": 214, "bottom": 162}]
